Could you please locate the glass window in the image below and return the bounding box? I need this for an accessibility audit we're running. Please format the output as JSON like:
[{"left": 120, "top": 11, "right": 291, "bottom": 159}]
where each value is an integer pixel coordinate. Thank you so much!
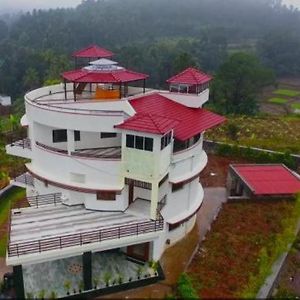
[
  {"left": 100, "top": 132, "right": 117, "bottom": 138},
  {"left": 144, "top": 137, "right": 153, "bottom": 151},
  {"left": 135, "top": 136, "right": 144, "bottom": 150},
  {"left": 74, "top": 130, "right": 80, "bottom": 141},
  {"left": 53, "top": 129, "right": 67, "bottom": 143},
  {"left": 126, "top": 134, "right": 134, "bottom": 148}
]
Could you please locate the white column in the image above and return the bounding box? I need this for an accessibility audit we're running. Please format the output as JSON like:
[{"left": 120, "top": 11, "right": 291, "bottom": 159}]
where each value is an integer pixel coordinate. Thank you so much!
[{"left": 67, "top": 129, "right": 75, "bottom": 155}]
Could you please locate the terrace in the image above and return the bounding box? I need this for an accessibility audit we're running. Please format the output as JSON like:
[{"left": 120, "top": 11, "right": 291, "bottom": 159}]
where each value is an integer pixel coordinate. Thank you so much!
[
  {"left": 7, "top": 201, "right": 163, "bottom": 262},
  {"left": 35, "top": 141, "right": 122, "bottom": 159}
]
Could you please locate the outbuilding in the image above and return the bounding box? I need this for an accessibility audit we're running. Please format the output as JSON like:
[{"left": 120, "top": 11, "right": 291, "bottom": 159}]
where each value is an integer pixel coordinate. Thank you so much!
[{"left": 227, "top": 164, "right": 300, "bottom": 200}]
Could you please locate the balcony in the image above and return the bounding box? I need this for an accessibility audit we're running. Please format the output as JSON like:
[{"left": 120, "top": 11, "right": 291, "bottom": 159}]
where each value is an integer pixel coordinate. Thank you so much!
[
  {"left": 36, "top": 141, "right": 121, "bottom": 159},
  {"left": 6, "top": 138, "right": 32, "bottom": 159},
  {"left": 7, "top": 203, "right": 164, "bottom": 263}
]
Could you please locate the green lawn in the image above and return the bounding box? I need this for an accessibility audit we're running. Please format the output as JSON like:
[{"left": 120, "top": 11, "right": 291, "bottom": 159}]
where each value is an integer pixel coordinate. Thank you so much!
[
  {"left": 268, "top": 97, "right": 288, "bottom": 104},
  {"left": 0, "top": 187, "right": 26, "bottom": 256},
  {"left": 291, "top": 103, "right": 300, "bottom": 110},
  {"left": 273, "top": 89, "right": 300, "bottom": 97}
]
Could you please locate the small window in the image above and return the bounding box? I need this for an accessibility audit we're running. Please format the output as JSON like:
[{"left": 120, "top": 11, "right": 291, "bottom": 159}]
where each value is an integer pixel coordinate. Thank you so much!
[
  {"left": 144, "top": 137, "right": 153, "bottom": 152},
  {"left": 75, "top": 130, "right": 81, "bottom": 141},
  {"left": 101, "top": 132, "right": 117, "bottom": 138},
  {"left": 172, "top": 182, "right": 184, "bottom": 192},
  {"left": 161, "top": 131, "right": 172, "bottom": 150},
  {"left": 97, "top": 191, "right": 116, "bottom": 201},
  {"left": 53, "top": 129, "right": 80, "bottom": 143},
  {"left": 126, "top": 134, "right": 134, "bottom": 148},
  {"left": 53, "top": 129, "right": 67, "bottom": 143},
  {"left": 135, "top": 136, "right": 144, "bottom": 150}
]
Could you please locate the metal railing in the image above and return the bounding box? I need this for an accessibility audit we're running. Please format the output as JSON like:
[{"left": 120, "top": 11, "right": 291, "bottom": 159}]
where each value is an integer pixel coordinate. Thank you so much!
[
  {"left": 8, "top": 217, "right": 164, "bottom": 257},
  {"left": 26, "top": 193, "right": 62, "bottom": 208},
  {"left": 9, "top": 138, "right": 31, "bottom": 150},
  {"left": 36, "top": 141, "right": 68, "bottom": 154},
  {"left": 14, "top": 173, "right": 34, "bottom": 187}
]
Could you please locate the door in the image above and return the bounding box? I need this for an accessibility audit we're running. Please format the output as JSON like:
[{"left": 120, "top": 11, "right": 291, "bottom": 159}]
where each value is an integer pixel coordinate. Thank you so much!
[{"left": 127, "top": 242, "right": 150, "bottom": 262}]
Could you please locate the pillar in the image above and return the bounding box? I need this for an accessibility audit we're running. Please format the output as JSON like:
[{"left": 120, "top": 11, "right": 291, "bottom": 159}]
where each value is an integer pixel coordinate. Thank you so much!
[
  {"left": 82, "top": 251, "right": 92, "bottom": 291},
  {"left": 150, "top": 182, "right": 159, "bottom": 220},
  {"left": 13, "top": 265, "right": 25, "bottom": 299},
  {"left": 67, "top": 130, "right": 75, "bottom": 155}
]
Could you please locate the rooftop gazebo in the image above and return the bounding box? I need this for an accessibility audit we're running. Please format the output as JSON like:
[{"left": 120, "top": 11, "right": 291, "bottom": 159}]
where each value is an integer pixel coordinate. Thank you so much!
[
  {"left": 62, "top": 58, "right": 149, "bottom": 101},
  {"left": 72, "top": 44, "right": 114, "bottom": 68},
  {"left": 166, "top": 67, "right": 212, "bottom": 94}
]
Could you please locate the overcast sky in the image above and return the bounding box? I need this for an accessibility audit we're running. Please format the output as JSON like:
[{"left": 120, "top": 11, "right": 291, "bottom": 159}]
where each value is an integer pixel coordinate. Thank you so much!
[{"left": 0, "top": 0, "right": 300, "bottom": 13}]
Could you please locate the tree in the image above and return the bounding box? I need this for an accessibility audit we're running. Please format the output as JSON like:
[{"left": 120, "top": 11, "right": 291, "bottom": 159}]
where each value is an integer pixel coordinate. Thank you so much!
[
  {"left": 211, "top": 52, "right": 274, "bottom": 115},
  {"left": 22, "top": 68, "right": 40, "bottom": 91},
  {"left": 258, "top": 30, "right": 300, "bottom": 76},
  {"left": 174, "top": 52, "right": 197, "bottom": 73}
]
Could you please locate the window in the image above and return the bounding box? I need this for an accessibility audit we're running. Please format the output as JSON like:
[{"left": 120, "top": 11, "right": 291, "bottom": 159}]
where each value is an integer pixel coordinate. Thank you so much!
[
  {"left": 144, "top": 137, "right": 153, "bottom": 151},
  {"left": 126, "top": 134, "right": 154, "bottom": 152},
  {"left": 74, "top": 130, "right": 81, "bottom": 141},
  {"left": 53, "top": 129, "right": 80, "bottom": 143},
  {"left": 172, "top": 182, "right": 184, "bottom": 192},
  {"left": 101, "top": 132, "right": 117, "bottom": 138},
  {"left": 53, "top": 129, "right": 67, "bottom": 143},
  {"left": 126, "top": 134, "right": 134, "bottom": 148},
  {"left": 135, "top": 136, "right": 144, "bottom": 150},
  {"left": 97, "top": 191, "right": 116, "bottom": 201},
  {"left": 161, "top": 131, "right": 172, "bottom": 150}
]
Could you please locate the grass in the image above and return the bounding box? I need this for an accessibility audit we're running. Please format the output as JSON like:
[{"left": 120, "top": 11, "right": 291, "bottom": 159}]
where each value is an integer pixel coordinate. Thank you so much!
[
  {"left": 206, "top": 116, "right": 300, "bottom": 153},
  {"left": 291, "top": 103, "right": 300, "bottom": 110},
  {"left": 187, "top": 198, "right": 300, "bottom": 298},
  {"left": 273, "top": 89, "right": 300, "bottom": 97},
  {"left": 268, "top": 97, "right": 288, "bottom": 104},
  {"left": 0, "top": 187, "right": 26, "bottom": 256}
]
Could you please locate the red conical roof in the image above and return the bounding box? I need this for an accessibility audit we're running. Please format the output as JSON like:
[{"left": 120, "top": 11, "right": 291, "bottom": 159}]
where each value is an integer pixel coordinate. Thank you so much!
[
  {"left": 72, "top": 45, "right": 114, "bottom": 58},
  {"left": 166, "top": 67, "right": 212, "bottom": 85}
]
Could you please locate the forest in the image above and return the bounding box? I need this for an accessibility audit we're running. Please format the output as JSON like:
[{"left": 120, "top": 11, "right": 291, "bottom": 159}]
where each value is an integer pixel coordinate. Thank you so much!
[{"left": 0, "top": 0, "right": 300, "bottom": 115}]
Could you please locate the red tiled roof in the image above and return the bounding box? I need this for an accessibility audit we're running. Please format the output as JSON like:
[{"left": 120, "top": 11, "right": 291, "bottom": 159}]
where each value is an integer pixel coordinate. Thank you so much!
[
  {"left": 232, "top": 164, "right": 300, "bottom": 196},
  {"left": 72, "top": 45, "right": 114, "bottom": 58},
  {"left": 117, "top": 93, "right": 225, "bottom": 140},
  {"left": 116, "top": 113, "right": 179, "bottom": 135},
  {"left": 62, "top": 69, "right": 148, "bottom": 83},
  {"left": 166, "top": 67, "right": 212, "bottom": 85}
]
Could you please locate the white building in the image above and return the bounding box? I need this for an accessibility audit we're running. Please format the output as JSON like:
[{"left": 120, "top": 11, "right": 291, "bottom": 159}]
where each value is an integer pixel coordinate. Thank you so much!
[
  {"left": 0, "top": 94, "right": 11, "bottom": 106},
  {"left": 6, "top": 45, "right": 225, "bottom": 298}
]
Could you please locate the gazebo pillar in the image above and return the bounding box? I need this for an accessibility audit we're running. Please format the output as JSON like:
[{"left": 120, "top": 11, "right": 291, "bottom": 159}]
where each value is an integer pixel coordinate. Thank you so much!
[
  {"left": 143, "top": 79, "right": 146, "bottom": 94},
  {"left": 119, "top": 83, "right": 122, "bottom": 99}
]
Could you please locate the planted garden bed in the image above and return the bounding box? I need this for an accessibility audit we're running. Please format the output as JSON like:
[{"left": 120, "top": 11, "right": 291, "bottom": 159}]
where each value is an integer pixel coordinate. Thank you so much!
[
  {"left": 187, "top": 198, "right": 300, "bottom": 298},
  {"left": 206, "top": 116, "right": 300, "bottom": 154}
]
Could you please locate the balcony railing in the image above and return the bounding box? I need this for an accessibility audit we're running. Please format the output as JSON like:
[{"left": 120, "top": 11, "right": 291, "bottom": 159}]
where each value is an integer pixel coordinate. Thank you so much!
[
  {"left": 9, "top": 138, "right": 31, "bottom": 150},
  {"left": 14, "top": 173, "right": 34, "bottom": 187},
  {"left": 36, "top": 141, "right": 121, "bottom": 159},
  {"left": 8, "top": 217, "right": 164, "bottom": 257},
  {"left": 26, "top": 193, "right": 62, "bottom": 208}
]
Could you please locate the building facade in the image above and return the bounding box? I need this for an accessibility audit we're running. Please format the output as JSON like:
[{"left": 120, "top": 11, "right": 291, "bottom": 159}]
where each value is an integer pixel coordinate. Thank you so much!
[{"left": 6, "top": 45, "right": 225, "bottom": 298}]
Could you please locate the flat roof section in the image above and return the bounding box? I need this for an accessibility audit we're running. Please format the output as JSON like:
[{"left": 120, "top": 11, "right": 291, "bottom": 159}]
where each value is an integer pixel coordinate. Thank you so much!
[{"left": 231, "top": 164, "right": 300, "bottom": 196}]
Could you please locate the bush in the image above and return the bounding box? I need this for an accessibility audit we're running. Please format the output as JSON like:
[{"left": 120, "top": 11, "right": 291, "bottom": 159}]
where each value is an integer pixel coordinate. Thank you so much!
[
  {"left": 216, "top": 143, "right": 297, "bottom": 169},
  {"left": 177, "top": 273, "right": 199, "bottom": 299}
]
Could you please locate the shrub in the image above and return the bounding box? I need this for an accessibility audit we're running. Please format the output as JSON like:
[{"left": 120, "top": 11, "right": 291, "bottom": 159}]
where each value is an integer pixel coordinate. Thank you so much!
[{"left": 177, "top": 273, "right": 199, "bottom": 299}]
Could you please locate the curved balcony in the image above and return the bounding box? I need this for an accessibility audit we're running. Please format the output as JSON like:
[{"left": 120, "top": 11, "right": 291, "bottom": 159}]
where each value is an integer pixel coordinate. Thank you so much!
[
  {"left": 32, "top": 143, "right": 122, "bottom": 191},
  {"left": 6, "top": 138, "right": 32, "bottom": 159}
]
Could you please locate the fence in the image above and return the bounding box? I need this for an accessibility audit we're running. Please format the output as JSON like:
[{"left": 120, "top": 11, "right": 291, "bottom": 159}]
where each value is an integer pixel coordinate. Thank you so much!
[
  {"left": 8, "top": 217, "right": 164, "bottom": 257},
  {"left": 26, "top": 193, "right": 62, "bottom": 208}
]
